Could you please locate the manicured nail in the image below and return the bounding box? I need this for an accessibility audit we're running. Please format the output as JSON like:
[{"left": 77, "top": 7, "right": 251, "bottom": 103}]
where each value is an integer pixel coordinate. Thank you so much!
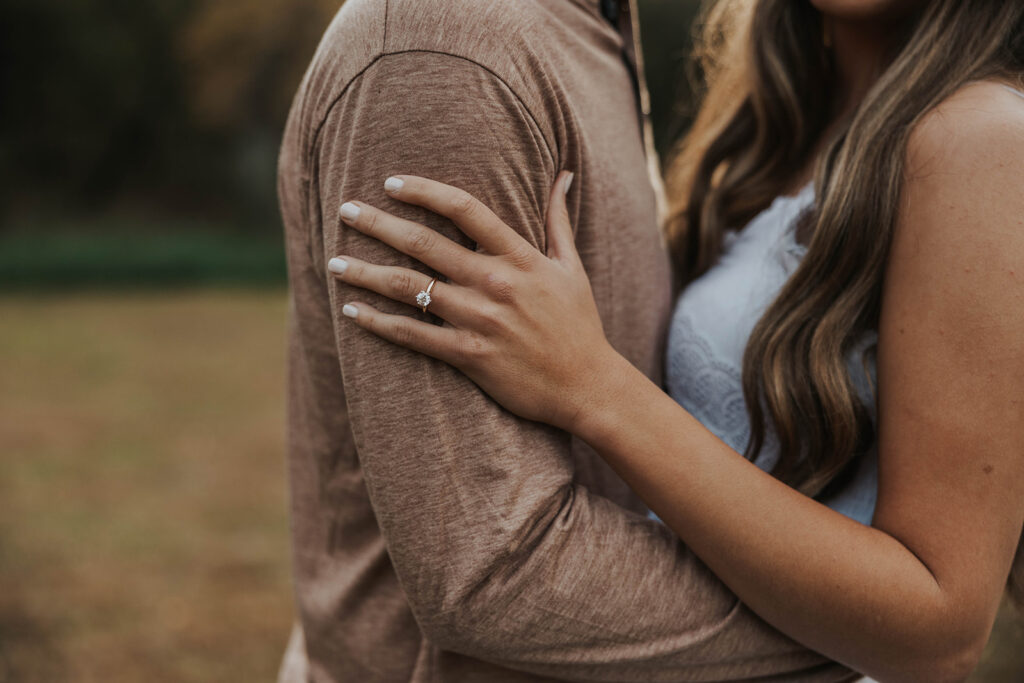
[
  {"left": 563, "top": 172, "right": 575, "bottom": 195},
  {"left": 328, "top": 258, "right": 349, "bottom": 275},
  {"left": 340, "top": 202, "right": 361, "bottom": 221},
  {"left": 384, "top": 177, "right": 404, "bottom": 193},
  {"left": 342, "top": 304, "right": 359, "bottom": 319}
]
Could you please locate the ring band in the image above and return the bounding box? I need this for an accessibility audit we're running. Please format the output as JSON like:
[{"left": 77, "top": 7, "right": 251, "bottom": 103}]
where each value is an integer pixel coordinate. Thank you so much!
[{"left": 416, "top": 278, "right": 437, "bottom": 313}]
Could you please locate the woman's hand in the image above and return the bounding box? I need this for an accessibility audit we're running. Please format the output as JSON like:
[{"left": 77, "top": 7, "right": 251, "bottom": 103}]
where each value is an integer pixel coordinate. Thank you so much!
[{"left": 329, "top": 172, "right": 624, "bottom": 432}]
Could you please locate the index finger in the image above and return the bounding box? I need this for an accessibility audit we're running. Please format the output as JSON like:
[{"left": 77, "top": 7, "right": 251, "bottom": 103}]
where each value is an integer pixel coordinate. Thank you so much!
[{"left": 383, "top": 175, "right": 533, "bottom": 257}]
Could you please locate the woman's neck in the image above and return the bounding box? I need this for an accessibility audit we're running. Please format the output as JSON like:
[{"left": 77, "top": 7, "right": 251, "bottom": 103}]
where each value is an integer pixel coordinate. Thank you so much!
[
  {"left": 785, "top": 17, "right": 895, "bottom": 198},
  {"left": 830, "top": 18, "right": 893, "bottom": 120}
]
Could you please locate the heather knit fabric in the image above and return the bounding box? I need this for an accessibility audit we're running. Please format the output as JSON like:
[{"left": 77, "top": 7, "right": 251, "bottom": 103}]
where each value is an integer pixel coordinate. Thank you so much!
[{"left": 276, "top": 1, "right": 859, "bottom": 681}]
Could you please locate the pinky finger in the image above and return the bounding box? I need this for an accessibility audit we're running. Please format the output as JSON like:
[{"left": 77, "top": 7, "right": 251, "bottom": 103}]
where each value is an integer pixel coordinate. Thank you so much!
[{"left": 342, "top": 302, "right": 461, "bottom": 364}]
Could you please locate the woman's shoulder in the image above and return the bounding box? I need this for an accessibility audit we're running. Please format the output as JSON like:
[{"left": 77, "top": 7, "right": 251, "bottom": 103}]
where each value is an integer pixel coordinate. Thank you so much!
[
  {"left": 907, "top": 78, "right": 1024, "bottom": 179},
  {"left": 896, "top": 78, "right": 1024, "bottom": 284}
]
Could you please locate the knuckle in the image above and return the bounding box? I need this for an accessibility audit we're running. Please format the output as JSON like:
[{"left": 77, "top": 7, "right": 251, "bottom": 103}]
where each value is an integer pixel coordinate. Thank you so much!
[
  {"left": 392, "top": 320, "right": 416, "bottom": 347},
  {"left": 505, "top": 245, "right": 535, "bottom": 271},
  {"left": 457, "top": 333, "right": 489, "bottom": 363},
  {"left": 476, "top": 303, "right": 507, "bottom": 335},
  {"left": 348, "top": 261, "right": 366, "bottom": 281},
  {"left": 355, "top": 308, "right": 375, "bottom": 332},
  {"left": 405, "top": 229, "right": 435, "bottom": 256},
  {"left": 387, "top": 270, "right": 416, "bottom": 296},
  {"left": 451, "top": 192, "right": 477, "bottom": 219},
  {"left": 362, "top": 209, "right": 379, "bottom": 234},
  {"left": 484, "top": 274, "right": 516, "bottom": 305}
]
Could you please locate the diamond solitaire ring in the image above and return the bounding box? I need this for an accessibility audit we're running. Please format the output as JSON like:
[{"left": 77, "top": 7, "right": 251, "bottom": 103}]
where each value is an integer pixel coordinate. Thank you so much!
[{"left": 416, "top": 278, "right": 437, "bottom": 313}]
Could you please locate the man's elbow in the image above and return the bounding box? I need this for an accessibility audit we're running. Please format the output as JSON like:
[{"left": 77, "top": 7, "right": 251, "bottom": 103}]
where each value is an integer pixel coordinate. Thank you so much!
[
  {"left": 402, "top": 486, "right": 578, "bottom": 656},
  {"left": 413, "top": 603, "right": 489, "bottom": 655},
  {"left": 405, "top": 553, "right": 549, "bottom": 655},
  {"left": 409, "top": 584, "right": 524, "bottom": 659}
]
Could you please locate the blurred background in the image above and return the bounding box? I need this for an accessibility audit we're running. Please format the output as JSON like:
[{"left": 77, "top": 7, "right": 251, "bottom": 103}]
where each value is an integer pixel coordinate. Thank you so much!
[{"left": 0, "top": 1, "right": 1020, "bottom": 680}]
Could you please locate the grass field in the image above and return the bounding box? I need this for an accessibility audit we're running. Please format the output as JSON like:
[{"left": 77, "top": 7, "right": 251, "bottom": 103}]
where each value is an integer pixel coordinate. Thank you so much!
[
  {"left": 0, "top": 291, "right": 293, "bottom": 682},
  {"left": 0, "top": 291, "right": 1021, "bottom": 681}
]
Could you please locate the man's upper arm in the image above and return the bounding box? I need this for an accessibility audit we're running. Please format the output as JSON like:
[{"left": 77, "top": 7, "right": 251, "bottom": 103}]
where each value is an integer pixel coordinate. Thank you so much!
[{"left": 314, "top": 51, "right": 852, "bottom": 682}]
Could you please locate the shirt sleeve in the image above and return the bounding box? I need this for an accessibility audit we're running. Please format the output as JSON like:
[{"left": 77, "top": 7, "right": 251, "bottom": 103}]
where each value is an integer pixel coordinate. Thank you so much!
[{"left": 313, "top": 51, "right": 855, "bottom": 683}]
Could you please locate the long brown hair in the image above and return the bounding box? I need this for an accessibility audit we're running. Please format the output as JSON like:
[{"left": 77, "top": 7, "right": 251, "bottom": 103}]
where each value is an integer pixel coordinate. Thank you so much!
[{"left": 664, "top": 0, "right": 1024, "bottom": 604}]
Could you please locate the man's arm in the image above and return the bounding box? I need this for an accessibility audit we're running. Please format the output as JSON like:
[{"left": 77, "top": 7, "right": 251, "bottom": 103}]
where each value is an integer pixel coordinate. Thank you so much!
[{"left": 317, "top": 51, "right": 854, "bottom": 682}]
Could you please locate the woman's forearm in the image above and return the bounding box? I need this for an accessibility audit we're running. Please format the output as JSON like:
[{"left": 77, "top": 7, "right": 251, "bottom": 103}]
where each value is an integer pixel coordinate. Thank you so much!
[{"left": 573, "top": 352, "right": 980, "bottom": 683}]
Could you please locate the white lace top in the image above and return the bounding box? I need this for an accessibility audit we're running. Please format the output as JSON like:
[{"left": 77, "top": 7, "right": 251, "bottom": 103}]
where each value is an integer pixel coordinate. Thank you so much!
[{"left": 665, "top": 183, "right": 879, "bottom": 525}]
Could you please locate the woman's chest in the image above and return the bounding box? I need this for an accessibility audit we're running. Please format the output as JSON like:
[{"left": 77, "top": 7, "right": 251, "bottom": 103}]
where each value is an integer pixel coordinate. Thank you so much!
[{"left": 666, "top": 189, "right": 814, "bottom": 428}]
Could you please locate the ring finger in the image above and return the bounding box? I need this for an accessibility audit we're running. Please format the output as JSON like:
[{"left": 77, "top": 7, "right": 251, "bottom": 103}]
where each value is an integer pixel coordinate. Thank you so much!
[{"left": 328, "top": 255, "right": 471, "bottom": 325}]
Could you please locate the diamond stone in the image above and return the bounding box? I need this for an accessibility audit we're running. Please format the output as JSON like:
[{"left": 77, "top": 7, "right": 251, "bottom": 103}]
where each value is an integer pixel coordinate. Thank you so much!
[{"left": 416, "top": 291, "right": 432, "bottom": 308}]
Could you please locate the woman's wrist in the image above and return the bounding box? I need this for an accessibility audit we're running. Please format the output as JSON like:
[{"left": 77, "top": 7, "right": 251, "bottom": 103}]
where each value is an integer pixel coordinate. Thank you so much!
[{"left": 563, "top": 346, "right": 651, "bottom": 445}]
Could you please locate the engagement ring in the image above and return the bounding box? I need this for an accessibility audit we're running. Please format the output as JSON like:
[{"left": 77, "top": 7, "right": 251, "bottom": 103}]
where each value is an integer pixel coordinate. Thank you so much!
[{"left": 416, "top": 279, "right": 437, "bottom": 313}]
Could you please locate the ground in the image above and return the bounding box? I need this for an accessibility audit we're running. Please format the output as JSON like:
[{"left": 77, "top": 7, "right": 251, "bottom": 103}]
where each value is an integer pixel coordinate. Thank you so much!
[
  {"left": 0, "top": 291, "right": 1020, "bottom": 681},
  {"left": 0, "top": 291, "right": 292, "bottom": 682}
]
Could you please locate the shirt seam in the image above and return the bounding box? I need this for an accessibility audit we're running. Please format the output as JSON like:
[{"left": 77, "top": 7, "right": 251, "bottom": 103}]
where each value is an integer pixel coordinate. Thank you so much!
[{"left": 307, "top": 49, "right": 559, "bottom": 176}]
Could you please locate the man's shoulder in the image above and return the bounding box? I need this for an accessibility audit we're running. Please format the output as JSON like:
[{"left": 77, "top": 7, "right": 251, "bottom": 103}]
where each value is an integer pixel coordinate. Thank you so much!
[
  {"left": 291, "top": 0, "right": 569, "bottom": 153},
  {"left": 309, "top": 0, "right": 559, "bottom": 100},
  {"left": 382, "top": 0, "right": 550, "bottom": 58}
]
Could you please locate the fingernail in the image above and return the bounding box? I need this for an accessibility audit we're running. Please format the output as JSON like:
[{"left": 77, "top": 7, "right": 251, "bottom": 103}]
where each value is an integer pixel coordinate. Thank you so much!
[
  {"left": 384, "top": 177, "right": 404, "bottom": 193},
  {"left": 340, "top": 202, "right": 361, "bottom": 221},
  {"left": 342, "top": 304, "right": 359, "bottom": 319},
  {"left": 328, "top": 258, "right": 349, "bottom": 275},
  {"left": 563, "top": 172, "right": 575, "bottom": 195}
]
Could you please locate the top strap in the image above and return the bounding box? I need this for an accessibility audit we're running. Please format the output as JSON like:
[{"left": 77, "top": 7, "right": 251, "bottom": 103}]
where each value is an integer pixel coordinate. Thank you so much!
[{"left": 1001, "top": 84, "right": 1024, "bottom": 100}]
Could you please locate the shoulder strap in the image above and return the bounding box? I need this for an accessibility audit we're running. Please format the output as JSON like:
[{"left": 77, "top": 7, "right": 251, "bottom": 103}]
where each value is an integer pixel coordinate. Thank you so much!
[{"left": 1002, "top": 84, "right": 1024, "bottom": 100}]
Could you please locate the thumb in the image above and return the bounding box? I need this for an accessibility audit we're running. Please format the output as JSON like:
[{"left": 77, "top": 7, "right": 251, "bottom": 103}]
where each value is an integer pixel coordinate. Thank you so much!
[{"left": 545, "top": 171, "right": 578, "bottom": 263}]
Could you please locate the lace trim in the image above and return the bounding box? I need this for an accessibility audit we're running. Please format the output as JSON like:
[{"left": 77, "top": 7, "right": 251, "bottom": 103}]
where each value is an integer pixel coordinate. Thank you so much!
[{"left": 668, "top": 313, "right": 752, "bottom": 457}]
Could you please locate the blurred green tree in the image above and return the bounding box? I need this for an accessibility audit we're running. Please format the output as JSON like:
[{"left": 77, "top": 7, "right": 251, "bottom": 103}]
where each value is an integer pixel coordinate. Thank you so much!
[
  {"left": 0, "top": 0, "right": 700, "bottom": 235},
  {"left": 176, "top": 0, "right": 343, "bottom": 224},
  {"left": 0, "top": 0, "right": 341, "bottom": 231},
  {"left": 179, "top": 0, "right": 341, "bottom": 131},
  {"left": 0, "top": 0, "right": 194, "bottom": 219}
]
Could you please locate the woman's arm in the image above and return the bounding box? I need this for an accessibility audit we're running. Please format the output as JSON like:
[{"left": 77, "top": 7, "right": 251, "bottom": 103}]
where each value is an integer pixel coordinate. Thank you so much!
[
  {"left": 572, "top": 86, "right": 1024, "bottom": 682},
  {"left": 329, "top": 84, "right": 1024, "bottom": 682}
]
